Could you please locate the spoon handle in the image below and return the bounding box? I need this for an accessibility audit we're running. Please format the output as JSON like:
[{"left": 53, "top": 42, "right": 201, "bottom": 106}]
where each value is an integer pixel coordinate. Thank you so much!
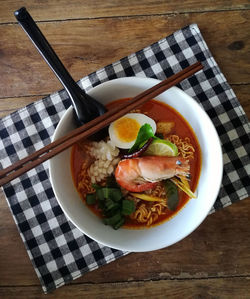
[{"left": 14, "top": 7, "right": 105, "bottom": 124}]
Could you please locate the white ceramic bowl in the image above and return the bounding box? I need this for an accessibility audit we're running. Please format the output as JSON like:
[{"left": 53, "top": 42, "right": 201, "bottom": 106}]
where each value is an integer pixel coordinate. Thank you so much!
[{"left": 49, "top": 77, "right": 223, "bottom": 252}]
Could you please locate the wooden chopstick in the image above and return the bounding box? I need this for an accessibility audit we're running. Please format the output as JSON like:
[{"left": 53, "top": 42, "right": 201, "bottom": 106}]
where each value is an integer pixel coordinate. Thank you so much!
[{"left": 0, "top": 61, "right": 203, "bottom": 186}]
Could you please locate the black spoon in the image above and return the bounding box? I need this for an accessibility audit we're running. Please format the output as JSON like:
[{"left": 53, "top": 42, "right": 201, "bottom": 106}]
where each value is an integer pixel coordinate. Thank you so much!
[{"left": 14, "top": 7, "right": 107, "bottom": 126}]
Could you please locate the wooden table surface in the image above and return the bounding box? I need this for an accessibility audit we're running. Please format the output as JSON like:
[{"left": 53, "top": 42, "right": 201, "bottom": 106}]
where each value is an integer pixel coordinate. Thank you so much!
[{"left": 0, "top": 1, "right": 249, "bottom": 298}]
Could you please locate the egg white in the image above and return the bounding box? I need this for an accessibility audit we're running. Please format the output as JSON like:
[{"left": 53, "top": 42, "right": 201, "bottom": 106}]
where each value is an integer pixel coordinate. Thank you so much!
[{"left": 108, "top": 113, "right": 156, "bottom": 149}]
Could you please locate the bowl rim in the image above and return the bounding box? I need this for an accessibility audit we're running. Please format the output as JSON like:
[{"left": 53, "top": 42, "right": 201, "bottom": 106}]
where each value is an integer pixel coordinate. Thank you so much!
[{"left": 49, "top": 77, "right": 223, "bottom": 252}]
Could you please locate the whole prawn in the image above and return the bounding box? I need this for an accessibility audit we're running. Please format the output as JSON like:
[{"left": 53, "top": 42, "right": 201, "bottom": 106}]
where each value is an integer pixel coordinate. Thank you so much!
[{"left": 115, "top": 156, "right": 190, "bottom": 192}]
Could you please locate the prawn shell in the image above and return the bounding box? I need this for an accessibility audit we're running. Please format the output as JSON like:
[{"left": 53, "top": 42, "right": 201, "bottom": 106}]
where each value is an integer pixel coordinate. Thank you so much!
[
  {"left": 115, "top": 158, "right": 157, "bottom": 192},
  {"left": 114, "top": 156, "right": 190, "bottom": 193}
]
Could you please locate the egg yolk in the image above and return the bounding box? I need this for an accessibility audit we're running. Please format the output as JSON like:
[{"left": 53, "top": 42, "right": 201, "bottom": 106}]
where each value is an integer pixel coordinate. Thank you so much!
[{"left": 114, "top": 117, "right": 140, "bottom": 142}]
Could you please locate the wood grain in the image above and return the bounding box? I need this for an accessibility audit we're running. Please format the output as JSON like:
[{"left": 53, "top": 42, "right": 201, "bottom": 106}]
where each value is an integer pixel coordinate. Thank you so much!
[
  {"left": 0, "top": 0, "right": 249, "bottom": 297},
  {"left": 0, "top": 277, "right": 249, "bottom": 298},
  {"left": 0, "top": 95, "right": 46, "bottom": 118},
  {"left": 0, "top": 85, "right": 248, "bottom": 120},
  {"left": 0, "top": 11, "right": 249, "bottom": 98},
  {"left": 0, "top": 0, "right": 249, "bottom": 23},
  {"left": 1, "top": 190, "right": 249, "bottom": 286},
  {"left": 0, "top": 84, "right": 248, "bottom": 286},
  {"left": 232, "top": 84, "right": 250, "bottom": 117}
]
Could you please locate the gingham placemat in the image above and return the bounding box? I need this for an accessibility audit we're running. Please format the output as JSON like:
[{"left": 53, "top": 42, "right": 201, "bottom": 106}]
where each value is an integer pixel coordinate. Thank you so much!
[{"left": 0, "top": 24, "right": 249, "bottom": 293}]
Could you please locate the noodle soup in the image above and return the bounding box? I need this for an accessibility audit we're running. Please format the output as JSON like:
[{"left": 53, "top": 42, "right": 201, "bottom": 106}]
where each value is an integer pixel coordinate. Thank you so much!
[{"left": 71, "top": 98, "right": 201, "bottom": 229}]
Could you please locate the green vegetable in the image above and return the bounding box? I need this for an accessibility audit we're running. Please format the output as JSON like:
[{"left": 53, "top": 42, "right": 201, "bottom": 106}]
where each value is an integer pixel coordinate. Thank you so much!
[
  {"left": 86, "top": 193, "right": 96, "bottom": 205},
  {"left": 96, "top": 188, "right": 105, "bottom": 201},
  {"left": 88, "top": 184, "right": 135, "bottom": 230},
  {"left": 129, "top": 123, "right": 156, "bottom": 153},
  {"left": 104, "top": 212, "right": 123, "bottom": 226},
  {"left": 122, "top": 199, "right": 135, "bottom": 215},
  {"left": 92, "top": 183, "right": 101, "bottom": 190},
  {"left": 103, "top": 188, "right": 122, "bottom": 202},
  {"left": 105, "top": 198, "right": 119, "bottom": 211},
  {"left": 113, "top": 217, "right": 125, "bottom": 230},
  {"left": 102, "top": 187, "right": 110, "bottom": 199},
  {"left": 104, "top": 206, "right": 120, "bottom": 218},
  {"left": 164, "top": 179, "right": 179, "bottom": 211},
  {"left": 97, "top": 187, "right": 122, "bottom": 202},
  {"left": 110, "top": 188, "right": 123, "bottom": 202},
  {"left": 98, "top": 199, "right": 105, "bottom": 210}
]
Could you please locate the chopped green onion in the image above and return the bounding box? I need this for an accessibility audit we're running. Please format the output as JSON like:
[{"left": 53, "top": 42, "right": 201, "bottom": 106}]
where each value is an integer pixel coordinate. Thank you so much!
[
  {"left": 96, "top": 188, "right": 105, "bottom": 201},
  {"left": 113, "top": 217, "right": 125, "bottom": 230},
  {"left": 98, "top": 200, "right": 105, "bottom": 210},
  {"left": 86, "top": 193, "right": 96, "bottom": 205},
  {"left": 104, "top": 212, "right": 122, "bottom": 226},
  {"left": 101, "top": 187, "right": 122, "bottom": 202},
  {"left": 105, "top": 198, "right": 117, "bottom": 211},
  {"left": 109, "top": 188, "right": 123, "bottom": 202},
  {"left": 121, "top": 200, "right": 135, "bottom": 215},
  {"left": 102, "top": 187, "right": 109, "bottom": 199},
  {"left": 92, "top": 183, "right": 101, "bottom": 190},
  {"left": 104, "top": 206, "right": 120, "bottom": 218},
  {"left": 88, "top": 183, "right": 132, "bottom": 229}
]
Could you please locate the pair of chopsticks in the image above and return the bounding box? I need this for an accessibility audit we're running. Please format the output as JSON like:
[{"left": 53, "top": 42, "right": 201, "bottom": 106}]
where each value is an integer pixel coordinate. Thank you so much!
[{"left": 0, "top": 61, "right": 203, "bottom": 187}]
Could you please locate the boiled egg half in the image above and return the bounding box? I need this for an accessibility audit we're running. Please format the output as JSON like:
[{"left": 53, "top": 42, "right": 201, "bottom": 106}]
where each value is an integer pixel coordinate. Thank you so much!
[{"left": 108, "top": 113, "right": 156, "bottom": 149}]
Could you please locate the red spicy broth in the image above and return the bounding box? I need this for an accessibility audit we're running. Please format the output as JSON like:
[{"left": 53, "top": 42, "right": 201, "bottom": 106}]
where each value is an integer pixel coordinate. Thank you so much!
[{"left": 71, "top": 98, "right": 202, "bottom": 228}]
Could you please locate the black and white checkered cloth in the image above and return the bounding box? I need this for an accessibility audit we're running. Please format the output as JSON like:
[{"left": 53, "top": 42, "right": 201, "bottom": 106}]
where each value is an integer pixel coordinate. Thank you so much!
[{"left": 0, "top": 24, "right": 249, "bottom": 293}]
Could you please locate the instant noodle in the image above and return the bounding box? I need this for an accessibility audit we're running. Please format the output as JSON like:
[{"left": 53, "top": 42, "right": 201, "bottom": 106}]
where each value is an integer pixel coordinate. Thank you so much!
[{"left": 71, "top": 98, "right": 201, "bottom": 229}]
